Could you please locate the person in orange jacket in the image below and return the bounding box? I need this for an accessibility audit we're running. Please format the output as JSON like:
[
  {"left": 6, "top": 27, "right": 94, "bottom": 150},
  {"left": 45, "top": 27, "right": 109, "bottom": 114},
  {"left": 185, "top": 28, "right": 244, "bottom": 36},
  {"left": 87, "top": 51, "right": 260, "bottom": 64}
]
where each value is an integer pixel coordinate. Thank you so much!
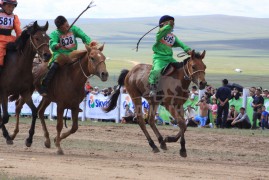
[{"left": 0, "top": 0, "right": 21, "bottom": 72}]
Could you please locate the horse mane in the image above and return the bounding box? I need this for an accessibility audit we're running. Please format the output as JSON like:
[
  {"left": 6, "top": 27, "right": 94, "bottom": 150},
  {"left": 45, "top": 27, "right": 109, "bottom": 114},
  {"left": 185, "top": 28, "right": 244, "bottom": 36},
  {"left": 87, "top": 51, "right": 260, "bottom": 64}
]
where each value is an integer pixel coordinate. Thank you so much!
[
  {"left": 6, "top": 22, "right": 40, "bottom": 52},
  {"left": 183, "top": 52, "right": 202, "bottom": 64}
]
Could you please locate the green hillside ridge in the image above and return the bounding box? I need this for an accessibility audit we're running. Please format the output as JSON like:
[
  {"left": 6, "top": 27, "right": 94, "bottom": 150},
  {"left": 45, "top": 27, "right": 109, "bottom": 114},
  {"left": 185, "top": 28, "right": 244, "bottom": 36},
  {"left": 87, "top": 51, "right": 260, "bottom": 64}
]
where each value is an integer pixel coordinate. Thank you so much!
[{"left": 20, "top": 15, "right": 269, "bottom": 88}]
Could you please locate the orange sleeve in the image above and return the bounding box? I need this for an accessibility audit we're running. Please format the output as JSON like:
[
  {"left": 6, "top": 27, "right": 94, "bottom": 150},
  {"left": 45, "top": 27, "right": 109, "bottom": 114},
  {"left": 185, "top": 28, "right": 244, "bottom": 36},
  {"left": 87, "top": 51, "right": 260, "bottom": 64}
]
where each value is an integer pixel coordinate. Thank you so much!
[{"left": 14, "top": 15, "right": 22, "bottom": 37}]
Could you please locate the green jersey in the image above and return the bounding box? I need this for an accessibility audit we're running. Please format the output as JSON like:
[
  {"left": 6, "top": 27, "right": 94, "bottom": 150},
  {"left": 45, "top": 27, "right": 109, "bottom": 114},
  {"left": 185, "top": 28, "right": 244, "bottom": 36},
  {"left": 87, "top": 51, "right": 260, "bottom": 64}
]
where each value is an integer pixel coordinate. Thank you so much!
[
  {"left": 49, "top": 25, "right": 92, "bottom": 65},
  {"left": 152, "top": 24, "right": 190, "bottom": 58}
]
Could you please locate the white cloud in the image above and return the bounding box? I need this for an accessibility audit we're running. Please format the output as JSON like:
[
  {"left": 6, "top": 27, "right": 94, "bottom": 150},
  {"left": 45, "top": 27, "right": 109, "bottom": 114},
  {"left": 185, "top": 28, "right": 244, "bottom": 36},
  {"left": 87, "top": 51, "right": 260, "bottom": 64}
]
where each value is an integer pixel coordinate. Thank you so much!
[{"left": 13, "top": 0, "right": 269, "bottom": 19}]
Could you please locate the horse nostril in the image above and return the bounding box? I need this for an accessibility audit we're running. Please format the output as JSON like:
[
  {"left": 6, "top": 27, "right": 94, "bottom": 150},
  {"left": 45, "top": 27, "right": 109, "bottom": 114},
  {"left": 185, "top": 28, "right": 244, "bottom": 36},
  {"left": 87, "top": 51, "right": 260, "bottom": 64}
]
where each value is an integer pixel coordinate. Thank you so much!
[{"left": 101, "top": 72, "right": 108, "bottom": 77}]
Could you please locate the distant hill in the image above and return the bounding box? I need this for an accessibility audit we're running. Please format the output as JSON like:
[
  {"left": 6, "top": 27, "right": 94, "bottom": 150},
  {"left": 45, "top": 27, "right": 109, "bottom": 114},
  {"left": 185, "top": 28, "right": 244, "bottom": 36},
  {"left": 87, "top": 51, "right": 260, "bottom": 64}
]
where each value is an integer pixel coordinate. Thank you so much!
[{"left": 20, "top": 15, "right": 269, "bottom": 52}]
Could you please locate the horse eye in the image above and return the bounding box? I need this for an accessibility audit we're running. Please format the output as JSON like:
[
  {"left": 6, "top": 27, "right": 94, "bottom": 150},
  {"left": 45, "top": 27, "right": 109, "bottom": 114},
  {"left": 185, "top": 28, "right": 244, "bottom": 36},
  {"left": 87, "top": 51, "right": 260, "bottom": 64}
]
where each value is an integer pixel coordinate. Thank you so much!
[
  {"left": 35, "top": 37, "right": 39, "bottom": 41},
  {"left": 192, "top": 65, "right": 195, "bottom": 70},
  {"left": 91, "top": 57, "right": 94, "bottom": 61}
]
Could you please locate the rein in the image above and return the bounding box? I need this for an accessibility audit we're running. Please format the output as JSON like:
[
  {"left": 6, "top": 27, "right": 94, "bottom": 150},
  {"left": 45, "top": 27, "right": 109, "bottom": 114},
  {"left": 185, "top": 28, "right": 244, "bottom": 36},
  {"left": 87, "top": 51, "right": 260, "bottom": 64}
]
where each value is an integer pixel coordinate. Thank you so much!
[
  {"left": 182, "top": 58, "right": 205, "bottom": 81},
  {"left": 30, "top": 36, "right": 49, "bottom": 58},
  {"left": 78, "top": 51, "right": 105, "bottom": 79}
]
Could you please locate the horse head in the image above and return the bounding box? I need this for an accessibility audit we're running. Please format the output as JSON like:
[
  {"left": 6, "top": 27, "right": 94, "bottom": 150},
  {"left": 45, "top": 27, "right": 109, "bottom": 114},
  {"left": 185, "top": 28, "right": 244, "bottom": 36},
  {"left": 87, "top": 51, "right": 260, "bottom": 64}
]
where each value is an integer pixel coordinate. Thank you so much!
[
  {"left": 85, "top": 44, "right": 109, "bottom": 81},
  {"left": 27, "top": 21, "right": 52, "bottom": 61},
  {"left": 185, "top": 50, "right": 207, "bottom": 90}
]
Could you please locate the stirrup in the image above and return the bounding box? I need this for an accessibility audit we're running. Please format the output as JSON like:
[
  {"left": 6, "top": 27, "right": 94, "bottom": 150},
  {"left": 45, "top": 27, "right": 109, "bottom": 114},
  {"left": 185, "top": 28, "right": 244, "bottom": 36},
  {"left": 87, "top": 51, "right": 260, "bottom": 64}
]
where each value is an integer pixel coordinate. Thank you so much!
[
  {"left": 150, "top": 90, "right": 157, "bottom": 97},
  {"left": 149, "top": 84, "right": 157, "bottom": 97}
]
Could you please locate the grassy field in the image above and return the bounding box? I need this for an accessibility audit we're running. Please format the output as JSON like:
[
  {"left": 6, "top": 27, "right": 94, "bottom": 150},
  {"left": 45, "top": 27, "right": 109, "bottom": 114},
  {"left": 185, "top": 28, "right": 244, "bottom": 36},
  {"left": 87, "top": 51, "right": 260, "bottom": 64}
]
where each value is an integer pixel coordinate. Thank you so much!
[{"left": 21, "top": 15, "right": 269, "bottom": 89}]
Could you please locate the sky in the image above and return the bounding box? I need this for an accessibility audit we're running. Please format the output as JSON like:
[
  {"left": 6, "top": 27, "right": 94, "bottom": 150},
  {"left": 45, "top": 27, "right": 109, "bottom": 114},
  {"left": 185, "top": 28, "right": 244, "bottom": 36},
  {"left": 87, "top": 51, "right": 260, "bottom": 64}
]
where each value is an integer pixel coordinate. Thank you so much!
[{"left": 14, "top": 0, "right": 269, "bottom": 19}]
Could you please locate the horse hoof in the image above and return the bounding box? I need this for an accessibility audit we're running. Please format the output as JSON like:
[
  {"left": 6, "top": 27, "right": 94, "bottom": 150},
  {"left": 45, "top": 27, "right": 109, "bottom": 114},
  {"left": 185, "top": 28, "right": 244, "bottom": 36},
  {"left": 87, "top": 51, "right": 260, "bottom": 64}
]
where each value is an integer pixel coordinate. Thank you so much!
[
  {"left": 152, "top": 147, "right": 160, "bottom": 153},
  {"left": 25, "top": 139, "right": 32, "bottom": 147},
  {"left": 57, "top": 150, "right": 64, "bottom": 155},
  {"left": 180, "top": 150, "right": 187, "bottom": 158},
  {"left": 160, "top": 142, "right": 168, "bottom": 150},
  {"left": 44, "top": 141, "right": 51, "bottom": 148},
  {"left": 6, "top": 139, "right": 13, "bottom": 145}
]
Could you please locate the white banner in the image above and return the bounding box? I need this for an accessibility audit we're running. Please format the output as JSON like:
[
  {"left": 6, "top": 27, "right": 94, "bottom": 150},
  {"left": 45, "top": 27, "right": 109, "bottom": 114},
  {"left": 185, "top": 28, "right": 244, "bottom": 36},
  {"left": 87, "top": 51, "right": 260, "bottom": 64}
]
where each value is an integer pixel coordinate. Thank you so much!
[
  {"left": 6, "top": 92, "right": 149, "bottom": 121},
  {"left": 85, "top": 93, "right": 118, "bottom": 119}
]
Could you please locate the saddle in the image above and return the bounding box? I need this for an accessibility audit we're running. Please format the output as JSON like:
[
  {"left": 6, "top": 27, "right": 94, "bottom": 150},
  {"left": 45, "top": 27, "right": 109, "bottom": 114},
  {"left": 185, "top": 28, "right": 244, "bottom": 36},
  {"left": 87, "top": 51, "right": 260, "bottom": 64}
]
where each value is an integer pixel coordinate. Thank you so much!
[{"left": 161, "top": 62, "right": 183, "bottom": 76}]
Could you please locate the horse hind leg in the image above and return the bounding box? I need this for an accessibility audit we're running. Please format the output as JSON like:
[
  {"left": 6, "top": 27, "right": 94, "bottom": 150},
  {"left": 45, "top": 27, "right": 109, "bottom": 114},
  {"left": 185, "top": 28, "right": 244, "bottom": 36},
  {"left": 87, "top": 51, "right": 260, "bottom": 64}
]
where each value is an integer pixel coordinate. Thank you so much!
[
  {"left": 148, "top": 103, "right": 167, "bottom": 150},
  {"left": 10, "top": 98, "right": 24, "bottom": 140},
  {"left": 132, "top": 98, "right": 160, "bottom": 153}
]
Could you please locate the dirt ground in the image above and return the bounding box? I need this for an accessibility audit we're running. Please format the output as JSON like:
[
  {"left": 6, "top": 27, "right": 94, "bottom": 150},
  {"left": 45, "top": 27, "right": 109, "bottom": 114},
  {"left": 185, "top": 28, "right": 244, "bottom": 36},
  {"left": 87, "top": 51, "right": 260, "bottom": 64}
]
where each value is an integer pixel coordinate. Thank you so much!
[{"left": 0, "top": 120, "right": 269, "bottom": 180}]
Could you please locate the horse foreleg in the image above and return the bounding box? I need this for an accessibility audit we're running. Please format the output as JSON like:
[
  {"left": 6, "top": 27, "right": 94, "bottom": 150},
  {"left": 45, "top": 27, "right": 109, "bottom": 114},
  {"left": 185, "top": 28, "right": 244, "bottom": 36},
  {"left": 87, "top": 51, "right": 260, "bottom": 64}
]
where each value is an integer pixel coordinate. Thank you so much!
[
  {"left": 38, "top": 98, "right": 51, "bottom": 148},
  {"left": 10, "top": 98, "right": 24, "bottom": 140},
  {"left": 164, "top": 104, "right": 187, "bottom": 157},
  {"left": 24, "top": 96, "right": 38, "bottom": 147},
  {"left": 1, "top": 125, "right": 13, "bottom": 145},
  {"left": 60, "top": 109, "right": 79, "bottom": 140},
  {"left": 55, "top": 105, "right": 64, "bottom": 155},
  {"left": 1, "top": 96, "right": 12, "bottom": 144},
  {"left": 148, "top": 103, "right": 167, "bottom": 150}
]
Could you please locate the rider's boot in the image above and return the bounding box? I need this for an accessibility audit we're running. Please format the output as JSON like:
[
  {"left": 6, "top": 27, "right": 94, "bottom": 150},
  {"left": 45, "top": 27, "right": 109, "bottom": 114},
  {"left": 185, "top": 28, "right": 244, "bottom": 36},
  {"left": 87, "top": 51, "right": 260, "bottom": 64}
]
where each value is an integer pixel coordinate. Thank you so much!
[
  {"left": 39, "top": 62, "right": 59, "bottom": 96},
  {"left": 149, "top": 84, "right": 157, "bottom": 97}
]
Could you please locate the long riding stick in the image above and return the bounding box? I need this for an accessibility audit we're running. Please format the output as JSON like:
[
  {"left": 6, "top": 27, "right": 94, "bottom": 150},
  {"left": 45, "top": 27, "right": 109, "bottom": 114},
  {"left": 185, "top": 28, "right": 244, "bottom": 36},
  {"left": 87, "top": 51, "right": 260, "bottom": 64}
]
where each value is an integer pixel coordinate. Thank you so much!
[
  {"left": 68, "top": 0, "right": 96, "bottom": 31},
  {"left": 134, "top": 25, "right": 159, "bottom": 52}
]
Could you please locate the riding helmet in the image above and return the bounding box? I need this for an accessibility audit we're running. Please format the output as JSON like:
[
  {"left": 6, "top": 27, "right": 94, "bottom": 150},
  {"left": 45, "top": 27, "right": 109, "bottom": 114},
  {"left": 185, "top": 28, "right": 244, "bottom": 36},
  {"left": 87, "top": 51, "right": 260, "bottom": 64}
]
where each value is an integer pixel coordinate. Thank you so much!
[
  {"left": 2, "top": 0, "right": 18, "bottom": 7},
  {"left": 159, "top": 15, "right": 174, "bottom": 27}
]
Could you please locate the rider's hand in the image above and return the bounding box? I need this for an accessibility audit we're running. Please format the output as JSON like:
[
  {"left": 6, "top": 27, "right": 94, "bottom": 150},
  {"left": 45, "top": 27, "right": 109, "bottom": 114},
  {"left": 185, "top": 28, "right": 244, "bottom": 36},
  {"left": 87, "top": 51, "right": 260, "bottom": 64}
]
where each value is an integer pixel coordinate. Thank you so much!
[
  {"left": 187, "top": 50, "right": 192, "bottom": 55},
  {"left": 55, "top": 43, "right": 62, "bottom": 50},
  {"left": 169, "top": 20, "right": 174, "bottom": 27},
  {"left": 89, "top": 40, "right": 98, "bottom": 47}
]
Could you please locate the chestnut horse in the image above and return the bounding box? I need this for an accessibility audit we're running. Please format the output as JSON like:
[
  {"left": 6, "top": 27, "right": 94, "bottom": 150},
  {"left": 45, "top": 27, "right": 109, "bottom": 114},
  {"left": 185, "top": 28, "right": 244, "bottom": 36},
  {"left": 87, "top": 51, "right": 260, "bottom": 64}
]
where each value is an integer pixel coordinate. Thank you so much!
[
  {"left": 14, "top": 44, "right": 108, "bottom": 154},
  {"left": 0, "top": 21, "right": 51, "bottom": 145},
  {"left": 105, "top": 50, "right": 207, "bottom": 157}
]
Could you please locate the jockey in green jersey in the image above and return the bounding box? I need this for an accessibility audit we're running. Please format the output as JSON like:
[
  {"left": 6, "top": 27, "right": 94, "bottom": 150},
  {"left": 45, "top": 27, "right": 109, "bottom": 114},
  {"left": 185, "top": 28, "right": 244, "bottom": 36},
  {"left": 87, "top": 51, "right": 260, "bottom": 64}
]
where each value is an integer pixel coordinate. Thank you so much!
[{"left": 149, "top": 15, "right": 192, "bottom": 97}]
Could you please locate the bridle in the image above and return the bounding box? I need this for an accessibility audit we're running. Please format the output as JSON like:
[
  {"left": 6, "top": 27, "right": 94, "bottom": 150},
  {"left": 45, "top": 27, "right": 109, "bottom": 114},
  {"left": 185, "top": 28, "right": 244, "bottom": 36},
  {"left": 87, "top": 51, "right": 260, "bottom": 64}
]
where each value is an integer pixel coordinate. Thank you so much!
[
  {"left": 30, "top": 35, "right": 49, "bottom": 58},
  {"left": 183, "top": 58, "right": 205, "bottom": 81},
  {"left": 79, "top": 51, "right": 106, "bottom": 79}
]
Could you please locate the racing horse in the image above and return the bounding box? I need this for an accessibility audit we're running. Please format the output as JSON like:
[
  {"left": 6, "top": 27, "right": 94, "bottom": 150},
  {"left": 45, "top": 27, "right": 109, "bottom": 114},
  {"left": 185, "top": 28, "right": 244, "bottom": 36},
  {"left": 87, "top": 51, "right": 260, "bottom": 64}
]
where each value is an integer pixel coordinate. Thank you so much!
[
  {"left": 104, "top": 50, "right": 207, "bottom": 157},
  {"left": 0, "top": 21, "right": 51, "bottom": 146},
  {"left": 14, "top": 44, "right": 108, "bottom": 154}
]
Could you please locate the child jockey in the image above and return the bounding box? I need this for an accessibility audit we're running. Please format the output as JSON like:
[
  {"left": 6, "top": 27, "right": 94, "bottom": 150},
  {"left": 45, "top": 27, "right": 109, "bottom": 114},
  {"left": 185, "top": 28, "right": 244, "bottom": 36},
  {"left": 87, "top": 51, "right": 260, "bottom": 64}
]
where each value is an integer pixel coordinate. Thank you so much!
[
  {"left": 0, "top": 0, "right": 21, "bottom": 73},
  {"left": 149, "top": 15, "right": 192, "bottom": 97},
  {"left": 39, "top": 15, "right": 94, "bottom": 96}
]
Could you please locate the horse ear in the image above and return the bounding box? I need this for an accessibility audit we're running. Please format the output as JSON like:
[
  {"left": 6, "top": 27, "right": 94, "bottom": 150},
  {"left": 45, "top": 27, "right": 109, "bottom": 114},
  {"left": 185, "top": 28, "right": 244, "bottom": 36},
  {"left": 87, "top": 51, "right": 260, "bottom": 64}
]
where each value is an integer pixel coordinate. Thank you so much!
[
  {"left": 42, "top": 21, "right": 49, "bottom": 31},
  {"left": 200, "top": 50, "right": 206, "bottom": 60},
  {"left": 191, "top": 49, "right": 195, "bottom": 59},
  {"left": 33, "top": 21, "right": 38, "bottom": 30},
  {"left": 85, "top": 44, "right": 91, "bottom": 52},
  {"left": 98, "top": 43, "right": 105, "bottom": 51}
]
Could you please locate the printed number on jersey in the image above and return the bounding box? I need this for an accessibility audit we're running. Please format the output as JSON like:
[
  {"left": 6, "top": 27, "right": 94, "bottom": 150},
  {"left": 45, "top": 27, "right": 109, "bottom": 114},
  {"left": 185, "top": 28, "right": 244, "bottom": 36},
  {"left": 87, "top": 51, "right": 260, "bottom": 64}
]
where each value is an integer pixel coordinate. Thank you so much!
[
  {"left": 0, "top": 17, "right": 14, "bottom": 28},
  {"left": 60, "top": 33, "right": 75, "bottom": 48},
  {"left": 161, "top": 33, "right": 175, "bottom": 47}
]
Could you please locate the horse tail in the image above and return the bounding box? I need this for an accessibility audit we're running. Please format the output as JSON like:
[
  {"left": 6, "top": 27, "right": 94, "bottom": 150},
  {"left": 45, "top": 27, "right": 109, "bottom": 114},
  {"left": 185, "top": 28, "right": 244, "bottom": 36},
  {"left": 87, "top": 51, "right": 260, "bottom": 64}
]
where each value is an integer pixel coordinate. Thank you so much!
[{"left": 104, "top": 69, "right": 129, "bottom": 112}]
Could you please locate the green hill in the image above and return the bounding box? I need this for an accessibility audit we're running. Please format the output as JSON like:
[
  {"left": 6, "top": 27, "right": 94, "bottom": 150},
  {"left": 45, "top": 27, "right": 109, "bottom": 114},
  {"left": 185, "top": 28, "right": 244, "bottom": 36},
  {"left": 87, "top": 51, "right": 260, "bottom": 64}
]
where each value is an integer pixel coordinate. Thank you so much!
[{"left": 21, "top": 15, "right": 269, "bottom": 89}]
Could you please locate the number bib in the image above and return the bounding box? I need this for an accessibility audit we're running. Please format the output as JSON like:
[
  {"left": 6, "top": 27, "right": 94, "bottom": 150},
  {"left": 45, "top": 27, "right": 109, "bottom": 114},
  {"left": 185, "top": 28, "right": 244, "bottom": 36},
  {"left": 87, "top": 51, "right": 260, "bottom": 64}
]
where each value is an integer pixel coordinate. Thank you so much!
[
  {"left": 0, "top": 13, "right": 14, "bottom": 30},
  {"left": 60, "top": 32, "right": 76, "bottom": 49},
  {"left": 160, "top": 33, "right": 175, "bottom": 47}
]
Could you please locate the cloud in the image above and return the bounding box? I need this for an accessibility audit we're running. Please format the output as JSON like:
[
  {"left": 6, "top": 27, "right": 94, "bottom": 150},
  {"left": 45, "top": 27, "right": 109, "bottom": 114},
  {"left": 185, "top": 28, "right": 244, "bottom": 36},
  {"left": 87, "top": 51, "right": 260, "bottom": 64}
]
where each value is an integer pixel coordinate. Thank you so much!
[{"left": 14, "top": 0, "right": 269, "bottom": 19}]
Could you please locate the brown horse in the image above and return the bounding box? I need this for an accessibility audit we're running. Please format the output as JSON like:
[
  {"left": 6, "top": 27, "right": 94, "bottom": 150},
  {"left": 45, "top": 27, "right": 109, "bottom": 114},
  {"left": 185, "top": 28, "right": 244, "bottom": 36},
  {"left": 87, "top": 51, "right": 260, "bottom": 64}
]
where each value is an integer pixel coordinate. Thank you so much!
[
  {"left": 14, "top": 44, "right": 108, "bottom": 155},
  {"left": 0, "top": 21, "right": 51, "bottom": 145},
  {"left": 104, "top": 50, "right": 207, "bottom": 157}
]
